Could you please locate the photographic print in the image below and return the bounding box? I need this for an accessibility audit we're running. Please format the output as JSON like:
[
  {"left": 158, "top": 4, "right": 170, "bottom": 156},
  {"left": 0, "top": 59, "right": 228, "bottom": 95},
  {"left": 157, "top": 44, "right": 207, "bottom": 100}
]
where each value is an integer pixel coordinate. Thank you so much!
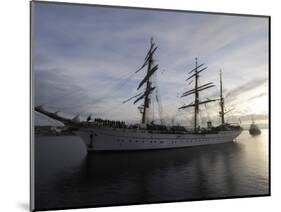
[{"left": 31, "top": 1, "right": 270, "bottom": 211}]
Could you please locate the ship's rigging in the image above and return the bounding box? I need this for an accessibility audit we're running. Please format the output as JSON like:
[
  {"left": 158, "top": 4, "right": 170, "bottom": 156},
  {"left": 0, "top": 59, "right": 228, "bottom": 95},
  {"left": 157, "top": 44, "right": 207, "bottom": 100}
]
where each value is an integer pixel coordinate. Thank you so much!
[
  {"left": 123, "top": 37, "right": 159, "bottom": 124},
  {"left": 178, "top": 58, "right": 218, "bottom": 132},
  {"left": 122, "top": 40, "right": 230, "bottom": 129},
  {"left": 36, "top": 38, "right": 236, "bottom": 130},
  {"left": 34, "top": 37, "right": 243, "bottom": 151},
  {"left": 219, "top": 70, "right": 225, "bottom": 125}
]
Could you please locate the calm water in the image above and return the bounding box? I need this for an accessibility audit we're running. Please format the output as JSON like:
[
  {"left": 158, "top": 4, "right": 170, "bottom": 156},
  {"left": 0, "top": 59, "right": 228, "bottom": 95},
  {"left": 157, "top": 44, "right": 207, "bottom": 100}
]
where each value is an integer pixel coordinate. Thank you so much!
[{"left": 35, "top": 130, "right": 269, "bottom": 210}]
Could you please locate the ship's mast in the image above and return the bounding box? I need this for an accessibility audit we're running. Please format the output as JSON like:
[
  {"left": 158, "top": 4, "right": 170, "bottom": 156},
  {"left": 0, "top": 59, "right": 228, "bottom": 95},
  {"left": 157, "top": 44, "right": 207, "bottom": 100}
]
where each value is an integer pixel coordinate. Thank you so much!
[
  {"left": 219, "top": 70, "right": 225, "bottom": 125},
  {"left": 194, "top": 58, "right": 199, "bottom": 131},
  {"left": 179, "top": 58, "right": 216, "bottom": 132},
  {"left": 123, "top": 37, "right": 158, "bottom": 125},
  {"left": 142, "top": 39, "right": 154, "bottom": 124}
]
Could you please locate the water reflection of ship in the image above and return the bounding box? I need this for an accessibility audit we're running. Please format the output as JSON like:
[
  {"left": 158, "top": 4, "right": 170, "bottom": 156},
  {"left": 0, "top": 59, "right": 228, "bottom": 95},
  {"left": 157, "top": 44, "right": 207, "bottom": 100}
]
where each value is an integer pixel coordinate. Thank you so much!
[
  {"left": 249, "top": 118, "right": 261, "bottom": 136},
  {"left": 50, "top": 143, "right": 244, "bottom": 207}
]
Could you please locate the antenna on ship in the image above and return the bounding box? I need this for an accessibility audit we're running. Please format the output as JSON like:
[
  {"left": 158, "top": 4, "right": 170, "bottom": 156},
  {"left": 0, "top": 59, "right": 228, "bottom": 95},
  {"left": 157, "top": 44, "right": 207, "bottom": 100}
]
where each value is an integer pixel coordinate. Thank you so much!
[
  {"left": 123, "top": 37, "right": 159, "bottom": 125},
  {"left": 178, "top": 58, "right": 216, "bottom": 132}
]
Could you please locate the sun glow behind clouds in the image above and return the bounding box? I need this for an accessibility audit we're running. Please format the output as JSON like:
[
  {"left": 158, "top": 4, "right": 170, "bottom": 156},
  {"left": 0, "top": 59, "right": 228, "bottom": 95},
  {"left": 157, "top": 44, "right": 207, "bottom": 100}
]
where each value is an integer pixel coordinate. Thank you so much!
[
  {"left": 245, "top": 90, "right": 268, "bottom": 115},
  {"left": 228, "top": 83, "right": 268, "bottom": 115}
]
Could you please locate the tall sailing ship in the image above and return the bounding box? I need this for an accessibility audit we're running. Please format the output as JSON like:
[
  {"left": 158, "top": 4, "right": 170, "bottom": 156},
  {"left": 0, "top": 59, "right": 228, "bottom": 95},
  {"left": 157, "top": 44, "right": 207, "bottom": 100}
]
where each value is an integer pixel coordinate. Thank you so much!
[{"left": 35, "top": 38, "right": 242, "bottom": 151}]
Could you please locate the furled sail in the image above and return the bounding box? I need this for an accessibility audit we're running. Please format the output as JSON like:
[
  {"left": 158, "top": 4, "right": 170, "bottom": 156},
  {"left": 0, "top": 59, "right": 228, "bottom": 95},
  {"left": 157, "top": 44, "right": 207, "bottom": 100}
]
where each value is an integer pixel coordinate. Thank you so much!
[
  {"left": 179, "top": 98, "right": 218, "bottom": 109},
  {"left": 136, "top": 60, "right": 148, "bottom": 73},
  {"left": 186, "top": 67, "right": 207, "bottom": 81},
  {"left": 137, "top": 64, "right": 158, "bottom": 90},
  {"left": 145, "top": 46, "right": 157, "bottom": 61},
  {"left": 122, "top": 92, "right": 143, "bottom": 104},
  {"left": 188, "top": 63, "right": 204, "bottom": 74},
  {"left": 182, "top": 82, "right": 213, "bottom": 96},
  {"left": 134, "top": 86, "right": 156, "bottom": 104},
  {"left": 135, "top": 44, "right": 157, "bottom": 73},
  {"left": 181, "top": 82, "right": 214, "bottom": 97}
]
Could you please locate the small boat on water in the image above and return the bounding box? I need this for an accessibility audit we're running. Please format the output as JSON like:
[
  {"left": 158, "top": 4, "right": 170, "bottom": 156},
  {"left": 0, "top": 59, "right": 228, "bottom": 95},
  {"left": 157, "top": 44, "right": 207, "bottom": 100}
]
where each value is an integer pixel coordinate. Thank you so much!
[{"left": 249, "top": 119, "right": 261, "bottom": 136}]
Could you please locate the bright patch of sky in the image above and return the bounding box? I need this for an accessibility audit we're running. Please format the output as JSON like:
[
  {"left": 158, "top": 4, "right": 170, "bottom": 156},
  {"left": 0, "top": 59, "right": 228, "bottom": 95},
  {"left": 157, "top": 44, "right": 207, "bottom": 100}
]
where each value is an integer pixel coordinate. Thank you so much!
[{"left": 33, "top": 2, "right": 269, "bottom": 126}]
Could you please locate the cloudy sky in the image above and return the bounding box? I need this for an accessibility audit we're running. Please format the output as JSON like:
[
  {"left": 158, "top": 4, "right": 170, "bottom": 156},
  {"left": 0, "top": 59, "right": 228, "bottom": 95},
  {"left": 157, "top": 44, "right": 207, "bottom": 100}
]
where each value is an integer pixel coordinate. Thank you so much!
[{"left": 32, "top": 2, "right": 269, "bottom": 126}]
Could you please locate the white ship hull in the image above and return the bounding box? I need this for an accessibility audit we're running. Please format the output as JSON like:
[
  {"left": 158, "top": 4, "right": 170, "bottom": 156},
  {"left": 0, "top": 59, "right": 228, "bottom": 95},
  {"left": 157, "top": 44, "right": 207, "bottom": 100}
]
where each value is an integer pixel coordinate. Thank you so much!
[{"left": 75, "top": 127, "right": 243, "bottom": 151}]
